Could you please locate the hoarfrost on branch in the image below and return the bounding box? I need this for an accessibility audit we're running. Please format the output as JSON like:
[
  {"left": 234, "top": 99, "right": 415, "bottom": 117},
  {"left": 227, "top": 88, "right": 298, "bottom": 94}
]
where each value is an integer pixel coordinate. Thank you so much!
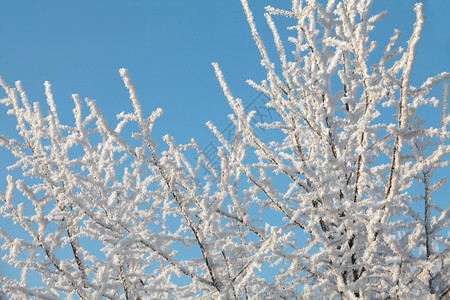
[{"left": 0, "top": 0, "right": 449, "bottom": 298}]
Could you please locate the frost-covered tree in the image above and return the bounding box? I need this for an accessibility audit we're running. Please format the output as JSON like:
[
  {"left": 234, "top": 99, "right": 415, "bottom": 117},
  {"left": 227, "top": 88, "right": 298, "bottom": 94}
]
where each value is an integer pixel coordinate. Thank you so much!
[{"left": 0, "top": 0, "right": 449, "bottom": 299}]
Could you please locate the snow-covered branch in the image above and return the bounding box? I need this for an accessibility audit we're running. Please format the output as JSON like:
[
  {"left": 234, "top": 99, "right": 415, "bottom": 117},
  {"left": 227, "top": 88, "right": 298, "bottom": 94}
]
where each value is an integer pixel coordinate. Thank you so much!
[{"left": 0, "top": 1, "right": 448, "bottom": 298}]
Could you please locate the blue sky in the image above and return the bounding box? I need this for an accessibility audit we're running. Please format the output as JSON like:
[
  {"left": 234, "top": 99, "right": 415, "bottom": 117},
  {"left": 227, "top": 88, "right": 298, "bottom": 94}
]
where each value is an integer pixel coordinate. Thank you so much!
[
  {"left": 0, "top": 1, "right": 448, "bottom": 149},
  {"left": 0, "top": 0, "right": 449, "bottom": 285}
]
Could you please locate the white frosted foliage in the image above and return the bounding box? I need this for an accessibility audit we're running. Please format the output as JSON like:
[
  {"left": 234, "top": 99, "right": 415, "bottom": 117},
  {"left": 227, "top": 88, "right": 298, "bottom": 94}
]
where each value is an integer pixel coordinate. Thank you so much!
[{"left": 0, "top": 0, "right": 449, "bottom": 299}]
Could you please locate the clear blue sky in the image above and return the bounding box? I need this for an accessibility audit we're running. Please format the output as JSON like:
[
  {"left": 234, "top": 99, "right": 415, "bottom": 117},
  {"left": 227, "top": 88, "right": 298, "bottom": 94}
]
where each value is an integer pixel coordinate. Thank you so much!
[
  {"left": 0, "top": 1, "right": 448, "bottom": 147},
  {"left": 0, "top": 0, "right": 449, "bottom": 283}
]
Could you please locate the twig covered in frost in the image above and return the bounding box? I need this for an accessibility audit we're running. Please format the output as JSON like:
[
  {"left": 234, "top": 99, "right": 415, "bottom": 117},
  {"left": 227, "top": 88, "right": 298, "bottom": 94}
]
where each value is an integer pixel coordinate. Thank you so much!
[{"left": 0, "top": 1, "right": 448, "bottom": 299}]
